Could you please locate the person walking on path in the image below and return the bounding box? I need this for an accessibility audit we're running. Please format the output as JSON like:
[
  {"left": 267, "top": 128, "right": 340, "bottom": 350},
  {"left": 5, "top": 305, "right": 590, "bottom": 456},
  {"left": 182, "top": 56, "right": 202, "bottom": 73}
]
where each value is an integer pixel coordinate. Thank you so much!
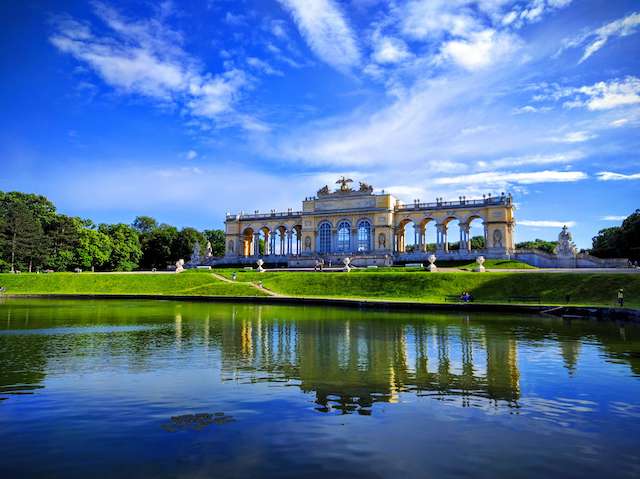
[{"left": 617, "top": 288, "right": 624, "bottom": 307}]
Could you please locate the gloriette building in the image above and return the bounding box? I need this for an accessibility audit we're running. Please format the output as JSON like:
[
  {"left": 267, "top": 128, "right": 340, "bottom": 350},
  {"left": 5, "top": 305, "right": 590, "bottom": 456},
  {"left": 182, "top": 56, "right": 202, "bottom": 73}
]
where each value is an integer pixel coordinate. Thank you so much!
[{"left": 223, "top": 177, "right": 516, "bottom": 266}]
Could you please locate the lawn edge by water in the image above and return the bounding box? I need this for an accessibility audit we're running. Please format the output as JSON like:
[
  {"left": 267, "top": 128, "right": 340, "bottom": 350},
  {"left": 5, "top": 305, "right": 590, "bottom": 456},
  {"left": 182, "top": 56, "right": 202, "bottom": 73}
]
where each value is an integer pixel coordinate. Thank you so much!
[
  {"left": 3, "top": 293, "right": 639, "bottom": 322},
  {"left": 1, "top": 271, "right": 639, "bottom": 318}
]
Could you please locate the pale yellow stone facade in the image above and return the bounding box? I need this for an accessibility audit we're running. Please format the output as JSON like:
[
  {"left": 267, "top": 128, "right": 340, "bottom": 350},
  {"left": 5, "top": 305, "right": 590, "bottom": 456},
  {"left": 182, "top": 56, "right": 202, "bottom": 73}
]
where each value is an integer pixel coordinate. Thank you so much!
[{"left": 224, "top": 180, "right": 515, "bottom": 262}]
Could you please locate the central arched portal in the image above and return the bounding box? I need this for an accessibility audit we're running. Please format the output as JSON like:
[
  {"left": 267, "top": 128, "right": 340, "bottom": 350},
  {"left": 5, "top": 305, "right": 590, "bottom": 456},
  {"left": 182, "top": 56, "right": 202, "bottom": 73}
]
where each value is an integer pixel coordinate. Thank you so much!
[{"left": 336, "top": 221, "right": 351, "bottom": 252}]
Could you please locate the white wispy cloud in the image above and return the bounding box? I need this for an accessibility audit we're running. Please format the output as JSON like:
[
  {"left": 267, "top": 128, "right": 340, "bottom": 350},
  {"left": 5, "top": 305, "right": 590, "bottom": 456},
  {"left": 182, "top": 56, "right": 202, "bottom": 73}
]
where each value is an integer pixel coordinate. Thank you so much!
[
  {"left": 432, "top": 170, "right": 587, "bottom": 186},
  {"left": 551, "top": 131, "right": 597, "bottom": 143},
  {"left": 440, "top": 29, "right": 520, "bottom": 71},
  {"left": 476, "top": 151, "right": 584, "bottom": 169},
  {"left": 513, "top": 105, "right": 551, "bottom": 114},
  {"left": 371, "top": 35, "right": 412, "bottom": 64},
  {"left": 601, "top": 215, "right": 627, "bottom": 221},
  {"left": 534, "top": 77, "right": 640, "bottom": 111},
  {"left": 50, "top": 2, "right": 255, "bottom": 129},
  {"left": 247, "top": 57, "right": 284, "bottom": 76},
  {"left": 560, "top": 11, "right": 640, "bottom": 63},
  {"left": 597, "top": 171, "right": 640, "bottom": 181},
  {"left": 184, "top": 150, "right": 198, "bottom": 160},
  {"left": 277, "top": 0, "right": 360, "bottom": 71},
  {"left": 519, "top": 220, "right": 576, "bottom": 227}
]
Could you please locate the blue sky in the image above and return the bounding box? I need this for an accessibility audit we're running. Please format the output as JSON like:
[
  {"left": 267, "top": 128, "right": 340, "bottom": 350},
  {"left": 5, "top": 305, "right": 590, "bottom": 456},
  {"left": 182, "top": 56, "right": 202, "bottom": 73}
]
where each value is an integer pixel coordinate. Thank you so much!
[{"left": 0, "top": 0, "right": 638, "bottom": 248}]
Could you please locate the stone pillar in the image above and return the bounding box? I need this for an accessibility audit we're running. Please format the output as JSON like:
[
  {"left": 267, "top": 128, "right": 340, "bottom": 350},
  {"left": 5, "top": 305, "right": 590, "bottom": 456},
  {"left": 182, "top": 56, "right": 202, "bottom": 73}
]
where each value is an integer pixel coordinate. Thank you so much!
[
  {"left": 352, "top": 227, "right": 358, "bottom": 253},
  {"left": 254, "top": 233, "right": 260, "bottom": 256},
  {"left": 444, "top": 225, "right": 449, "bottom": 252},
  {"left": 436, "top": 224, "right": 446, "bottom": 252}
]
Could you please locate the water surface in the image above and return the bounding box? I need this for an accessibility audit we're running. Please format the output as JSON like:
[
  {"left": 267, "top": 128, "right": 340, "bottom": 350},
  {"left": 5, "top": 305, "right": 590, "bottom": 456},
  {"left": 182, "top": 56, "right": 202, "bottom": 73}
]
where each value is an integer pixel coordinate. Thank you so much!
[{"left": 1, "top": 299, "right": 639, "bottom": 478}]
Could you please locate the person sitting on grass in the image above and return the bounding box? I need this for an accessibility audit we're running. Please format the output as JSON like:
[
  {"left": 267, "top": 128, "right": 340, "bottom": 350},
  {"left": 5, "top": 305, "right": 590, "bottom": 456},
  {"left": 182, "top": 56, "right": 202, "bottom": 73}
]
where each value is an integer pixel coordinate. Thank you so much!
[{"left": 459, "top": 291, "right": 473, "bottom": 303}]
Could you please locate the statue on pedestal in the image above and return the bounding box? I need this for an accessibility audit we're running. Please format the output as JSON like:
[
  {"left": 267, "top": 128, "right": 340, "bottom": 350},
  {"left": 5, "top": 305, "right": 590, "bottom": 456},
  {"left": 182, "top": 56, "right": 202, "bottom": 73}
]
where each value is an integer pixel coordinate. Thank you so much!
[
  {"left": 336, "top": 176, "right": 353, "bottom": 192},
  {"left": 554, "top": 225, "right": 577, "bottom": 257},
  {"left": 205, "top": 241, "right": 213, "bottom": 258},
  {"left": 189, "top": 241, "right": 201, "bottom": 266},
  {"left": 175, "top": 259, "right": 185, "bottom": 273}
]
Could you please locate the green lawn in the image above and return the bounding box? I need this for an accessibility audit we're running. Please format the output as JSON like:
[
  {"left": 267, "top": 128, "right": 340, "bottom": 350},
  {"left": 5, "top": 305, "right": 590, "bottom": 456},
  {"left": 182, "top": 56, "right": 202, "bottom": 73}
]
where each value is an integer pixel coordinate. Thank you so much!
[
  {"left": 215, "top": 269, "right": 639, "bottom": 308},
  {"left": 2, "top": 270, "right": 638, "bottom": 309},
  {"left": 0, "top": 271, "right": 267, "bottom": 297}
]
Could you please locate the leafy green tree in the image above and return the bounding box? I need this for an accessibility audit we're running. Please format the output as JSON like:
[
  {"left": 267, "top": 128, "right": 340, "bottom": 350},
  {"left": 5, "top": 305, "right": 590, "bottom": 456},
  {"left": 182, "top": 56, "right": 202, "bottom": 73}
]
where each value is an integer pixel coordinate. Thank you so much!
[
  {"left": 1, "top": 201, "right": 45, "bottom": 272},
  {"left": 591, "top": 210, "right": 640, "bottom": 261},
  {"left": 132, "top": 216, "right": 158, "bottom": 234},
  {"left": 470, "top": 235, "right": 485, "bottom": 249},
  {"left": 174, "top": 227, "right": 206, "bottom": 262},
  {"left": 515, "top": 238, "right": 557, "bottom": 254},
  {"left": 73, "top": 223, "right": 112, "bottom": 271},
  {"left": 140, "top": 224, "right": 179, "bottom": 269},
  {"left": 203, "top": 229, "right": 226, "bottom": 256},
  {"left": 99, "top": 223, "right": 142, "bottom": 271},
  {"left": 45, "top": 214, "right": 79, "bottom": 271}
]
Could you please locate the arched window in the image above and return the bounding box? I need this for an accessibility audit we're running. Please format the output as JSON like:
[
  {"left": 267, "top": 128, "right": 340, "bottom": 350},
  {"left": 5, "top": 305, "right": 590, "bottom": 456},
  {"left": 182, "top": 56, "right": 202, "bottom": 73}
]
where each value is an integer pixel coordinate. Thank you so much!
[
  {"left": 357, "top": 220, "right": 371, "bottom": 252},
  {"left": 319, "top": 222, "right": 331, "bottom": 253},
  {"left": 337, "top": 221, "right": 351, "bottom": 252}
]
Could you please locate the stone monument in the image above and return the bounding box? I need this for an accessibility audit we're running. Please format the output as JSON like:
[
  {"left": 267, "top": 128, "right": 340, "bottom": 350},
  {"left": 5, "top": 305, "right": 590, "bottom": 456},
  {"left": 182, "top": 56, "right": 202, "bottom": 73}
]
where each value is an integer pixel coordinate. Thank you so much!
[
  {"left": 474, "top": 255, "right": 486, "bottom": 272},
  {"left": 205, "top": 241, "right": 213, "bottom": 258},
  {"left": 175, "top": 259, "right": 185, "bottom": 273},
  {"left": 256, "top": 259, "right": 265, "bottom": 273},
  {"left": 189, "top": 241, "right": 201, "bottom": 266},
  {"left": 554, "top": 225, "right": 577, "bottom": 257},
  {"left": 427, "top": 254, "right": 437, "bottom": 272},
  {"left": 343, "top": 257, "right": 352, "bottom": 272}
]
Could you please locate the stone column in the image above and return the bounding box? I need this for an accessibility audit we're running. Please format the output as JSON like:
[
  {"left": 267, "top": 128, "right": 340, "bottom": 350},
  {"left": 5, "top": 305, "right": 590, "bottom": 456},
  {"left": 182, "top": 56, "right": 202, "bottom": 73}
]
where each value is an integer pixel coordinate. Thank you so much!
[
  {"left": 254, "top": 233, "right": 260, "bottom": 256},
  {"left": 352, "top": 227, "right": 358, "bottom": 253},
  {"left": 483, "top": 223, "right": 488, "bottom": 248},
  {"left": 444, "top": 225, "right": 449, "bottom": 252}
]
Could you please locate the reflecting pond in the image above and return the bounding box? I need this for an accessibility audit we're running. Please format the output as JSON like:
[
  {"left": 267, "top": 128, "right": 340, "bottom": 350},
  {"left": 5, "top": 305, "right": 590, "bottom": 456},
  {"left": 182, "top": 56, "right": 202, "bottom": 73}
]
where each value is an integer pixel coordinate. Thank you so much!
[{"left": 1, "top": 299, "right": 639, "bottom": 478}]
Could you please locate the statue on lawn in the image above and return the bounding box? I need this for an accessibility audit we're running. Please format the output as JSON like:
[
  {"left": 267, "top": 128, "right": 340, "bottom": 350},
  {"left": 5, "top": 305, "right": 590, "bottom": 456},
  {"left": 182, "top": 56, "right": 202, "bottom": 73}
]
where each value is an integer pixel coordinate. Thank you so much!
[
  {"left": 554, "top": 225, "right": 577, "bottom": 257},
  {"left": 190, "top": 241, "right": 201, "bottom": 265}
]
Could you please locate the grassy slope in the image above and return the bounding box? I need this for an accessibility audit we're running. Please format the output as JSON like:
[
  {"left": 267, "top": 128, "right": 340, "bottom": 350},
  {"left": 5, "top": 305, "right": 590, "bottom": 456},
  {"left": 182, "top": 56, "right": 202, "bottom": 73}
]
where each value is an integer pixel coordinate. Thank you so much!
[
  {"left": 0, "top": 272, "right": 267, "bottom": 297},
  {"left": 1, "top": 270, "right": 637, "bottom": 308},
  {"left": 217, "top": 270, "right": 639, "bottom": 307}
]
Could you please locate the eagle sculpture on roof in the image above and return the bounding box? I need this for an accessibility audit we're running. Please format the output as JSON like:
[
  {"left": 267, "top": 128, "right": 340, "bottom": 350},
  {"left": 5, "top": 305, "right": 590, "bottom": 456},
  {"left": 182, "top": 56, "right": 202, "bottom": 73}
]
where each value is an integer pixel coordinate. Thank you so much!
[{"left": 336, "top": 176, "right": 353, "bottom": 192}]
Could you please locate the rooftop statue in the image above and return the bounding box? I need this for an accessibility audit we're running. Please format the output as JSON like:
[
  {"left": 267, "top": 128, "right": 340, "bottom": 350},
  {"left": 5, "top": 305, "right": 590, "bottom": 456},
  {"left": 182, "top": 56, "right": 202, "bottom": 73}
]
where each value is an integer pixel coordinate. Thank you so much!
[
  {"left": 317, "top": 185, "right": 330, "bottom": 196},
  {"left": 336, "top": 176, "right": 353, "bottom": 192},
  {"left": 554, "top": 225, "right": 577, "bottom": 257},
  {"left": 359, "top": 181, "right": 373, "bottom": 193}
]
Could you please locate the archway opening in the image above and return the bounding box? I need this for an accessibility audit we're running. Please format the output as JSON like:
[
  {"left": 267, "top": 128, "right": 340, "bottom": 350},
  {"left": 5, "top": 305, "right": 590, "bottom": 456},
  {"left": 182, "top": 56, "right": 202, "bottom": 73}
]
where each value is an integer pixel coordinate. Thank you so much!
[
  {"left": 357, "top": 220, "right": 372, "bottom": 253},
  {"left": 292, "top": 225, "right": 302, "bottom": 255},
  {"left": 398, "top": 219, "right": 417, "bottom": 253},
  {"left": 318, "top": 222, "right": 332, "bottom": 254},
  {"left": 272, "top": 226, "right": 287, "bottom": 255},
  {"left": 446, "top": 219, "right": 462, "bottom": 251},
  {"left": 419, "top": 218, "right": 436, "bottom": 252},
  {"left": 242, "top": 228, "right": 255, "bottom": 257},
  {"left": 258, "top": 227, "right": 269, "bottom": 256},
  {"left": 336, "top": 220, "right": 351, "bottom": 252},
  {"left": 468, "top": 216, "right": 485, "bottom": 251}
]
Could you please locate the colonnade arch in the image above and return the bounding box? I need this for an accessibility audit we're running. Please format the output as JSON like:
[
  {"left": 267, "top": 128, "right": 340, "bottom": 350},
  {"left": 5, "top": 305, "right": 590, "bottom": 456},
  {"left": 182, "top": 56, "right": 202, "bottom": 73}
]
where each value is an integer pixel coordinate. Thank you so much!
[
  {"left": 241, "top": 224, "right": 302, "bottom": 257},
  {"left": 394, "top": 215, "right": 488, "bottom": 254}
]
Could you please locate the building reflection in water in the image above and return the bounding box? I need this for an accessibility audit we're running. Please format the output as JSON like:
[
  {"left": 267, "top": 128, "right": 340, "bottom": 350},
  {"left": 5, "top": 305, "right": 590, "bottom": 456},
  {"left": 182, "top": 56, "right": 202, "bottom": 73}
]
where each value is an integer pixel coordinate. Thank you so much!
[
  {"left": 2, "top": 301, "right": 638, "bottom": 414},
  {"left": 219, "top": 306, "right": 522, "bottom": 414}
]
